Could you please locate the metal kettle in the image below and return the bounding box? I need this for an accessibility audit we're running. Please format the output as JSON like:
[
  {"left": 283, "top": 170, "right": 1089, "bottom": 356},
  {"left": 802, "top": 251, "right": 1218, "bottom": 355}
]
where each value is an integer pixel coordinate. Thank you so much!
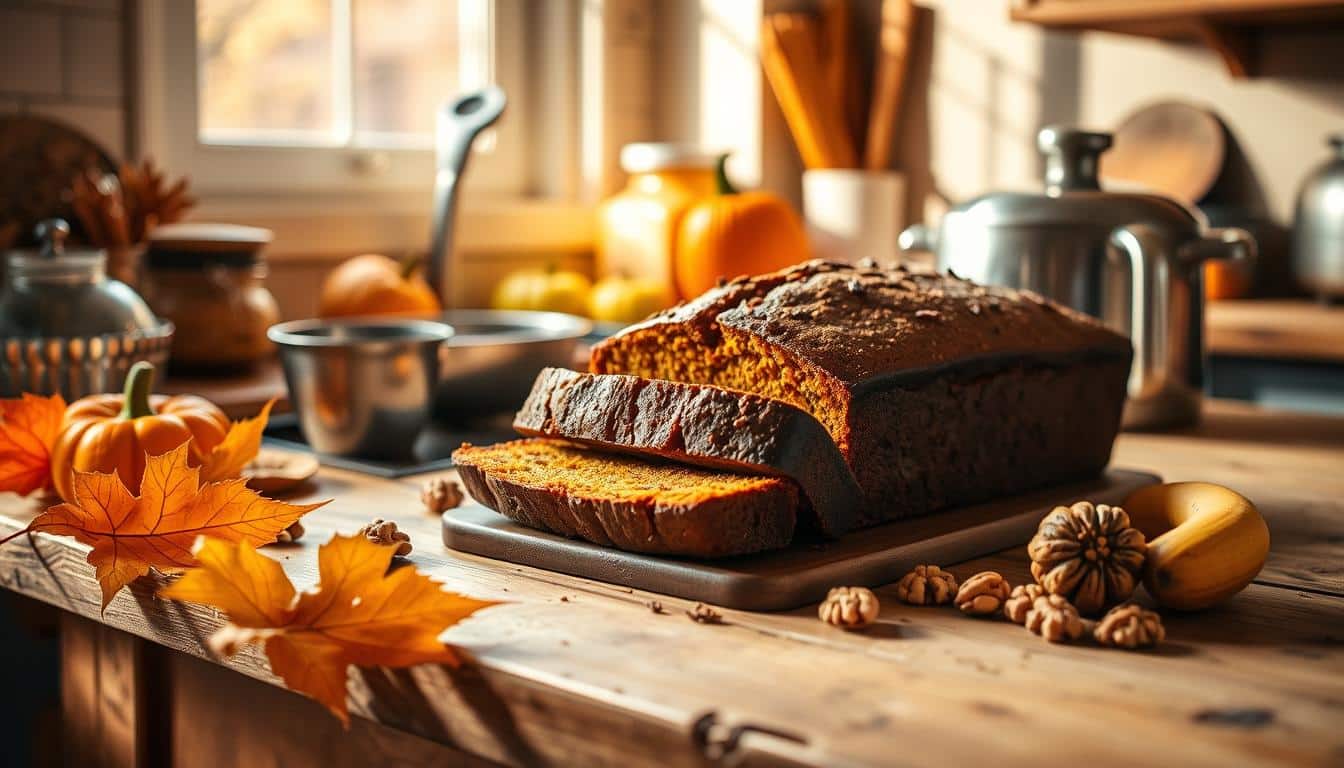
[{"left": 899, "top": 126, "right": 1255, "bottom": 430}]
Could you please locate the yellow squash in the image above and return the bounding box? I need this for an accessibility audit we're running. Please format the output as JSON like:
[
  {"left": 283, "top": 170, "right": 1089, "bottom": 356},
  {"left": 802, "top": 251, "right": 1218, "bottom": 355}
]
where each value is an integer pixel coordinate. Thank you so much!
[
  {"left": 589, "top": 275, "right": 671, "bottom": 324},
  {"left": 1123, "top": 482, "right": 1270, "bottom": 610},
  {"left": 491, "top": 267, "right": 593, "bottom": 317}
]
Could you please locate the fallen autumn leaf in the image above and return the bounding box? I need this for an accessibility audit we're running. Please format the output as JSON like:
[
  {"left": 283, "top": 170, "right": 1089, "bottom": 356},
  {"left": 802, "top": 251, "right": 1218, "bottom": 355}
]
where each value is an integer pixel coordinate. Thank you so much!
[{"left": 161, "top": 534, "right": 501, "bottom": 726}]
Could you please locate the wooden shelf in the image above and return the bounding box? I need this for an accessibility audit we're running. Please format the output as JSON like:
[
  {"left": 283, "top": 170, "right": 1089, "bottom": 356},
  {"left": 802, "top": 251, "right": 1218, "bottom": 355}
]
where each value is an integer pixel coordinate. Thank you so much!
[
  {"left": 1010, "top": 0, "right": 1344, "bottom": 77},
  {"left": 1207, "top": 298, "right": 1344, "bottom": 362}
]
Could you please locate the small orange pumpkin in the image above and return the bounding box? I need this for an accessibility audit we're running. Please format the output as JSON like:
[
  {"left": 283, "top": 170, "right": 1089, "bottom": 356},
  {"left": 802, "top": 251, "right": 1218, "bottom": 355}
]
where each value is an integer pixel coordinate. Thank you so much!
[
  {"left": 674, "top": 155, "right": 811, "bottom": 298},
  {"left": 318, "top": 253, "right": 442, "bottom": 318},
  {"left": 50, "top": 362, "right": 231, "bottom": 501}
]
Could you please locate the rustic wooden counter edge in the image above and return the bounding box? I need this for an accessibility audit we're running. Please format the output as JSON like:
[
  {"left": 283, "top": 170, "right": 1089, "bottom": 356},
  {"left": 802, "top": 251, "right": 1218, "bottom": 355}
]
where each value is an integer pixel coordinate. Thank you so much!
[{"left": 1, "top": 399, "right": 1341, "bottom": 767}]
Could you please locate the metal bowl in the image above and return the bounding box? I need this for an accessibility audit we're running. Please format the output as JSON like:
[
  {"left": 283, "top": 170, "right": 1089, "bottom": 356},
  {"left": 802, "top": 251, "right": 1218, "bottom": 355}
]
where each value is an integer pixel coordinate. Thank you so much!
[
  {"left": 269, "top": 318, "right": 454, "bottom": 459},
  {"left": 0, "top": 321, "right": 174, "bottom": 398},
  {"left": 433, "top": 309, "right": 592, "bottom": 419}
]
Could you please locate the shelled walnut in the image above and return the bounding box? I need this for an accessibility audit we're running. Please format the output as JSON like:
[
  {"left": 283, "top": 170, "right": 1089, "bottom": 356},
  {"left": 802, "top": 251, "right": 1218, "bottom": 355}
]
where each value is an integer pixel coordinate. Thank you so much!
[
  {"left": 1028, "top": 501, "right": 1146, "bottom": 616},
  {"left": 955, "top": 572, "right": 1010, "bottom": 617},
  {"left": 895, "top": 565, "right": 958, "bottom": 605},
  {"left": 1094, "top": 604, "right": 1165, "bottom": 650},
  {"left": 1024, "top": 594, "right": 1084, "bottom": 643},
  {"left": 1003, "top": 584, "right": 1045, "bottom": 625},
  {"left": 818, "top": 586, "right": 880, "bottom": 629},
  {"left": 358, "top": 519, "right": 412, "bottom": 557},
  {"left": 421, "top": 477, "right": 465, "bottom": 515}
]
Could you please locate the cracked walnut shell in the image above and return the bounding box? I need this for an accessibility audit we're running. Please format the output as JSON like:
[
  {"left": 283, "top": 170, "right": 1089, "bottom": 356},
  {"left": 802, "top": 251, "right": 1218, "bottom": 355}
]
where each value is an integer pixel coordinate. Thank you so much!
[
  {"left": 1028, "top": 501, "right": 1146, "bottom": 616},
  {"left": 274, "top": 520, "right": 305, "bottom": 544},
  {"left": 358, "top": 519, "right": 412, "bottom": 556},
  {"left": 1025, "top": 594, "right": 1084, "bottom": 643},
  {"left": 819, "top": 586, "right": 880, "bottom": 629},
  {"left": 1094, "top": 604, "right": 1165, "bottom": 650},
  {"left": 1003, "top": 583, "right": 1045, "bottom": 625},
  {"left": 895, "top": 565, "right": 958, "bottom": 605},
  {"left": 955, "top": 572, "right": 1010, "bottom": 617},
  {"left": 421, "top": 476, "right": 465, "bottom": 515}
]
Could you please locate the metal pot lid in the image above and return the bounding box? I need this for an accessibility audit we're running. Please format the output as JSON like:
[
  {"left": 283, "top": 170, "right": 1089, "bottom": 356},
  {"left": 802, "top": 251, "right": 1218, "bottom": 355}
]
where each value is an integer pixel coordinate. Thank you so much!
[{"left": 943, "top": 126, "right": 1203, "bottom": 232}]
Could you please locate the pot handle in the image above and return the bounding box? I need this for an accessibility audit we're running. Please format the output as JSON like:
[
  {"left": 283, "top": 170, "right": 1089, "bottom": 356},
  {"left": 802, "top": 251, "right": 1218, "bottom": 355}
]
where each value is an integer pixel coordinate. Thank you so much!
[
  {"left": 897, "top": 223, "right": 936, "bottom": 254},
  {"left": 1180, "top": 227, "right": 1257, "bottom": 272},
  {"left": 1107, "top": 222, "right": 1172, "bottom": 398}
]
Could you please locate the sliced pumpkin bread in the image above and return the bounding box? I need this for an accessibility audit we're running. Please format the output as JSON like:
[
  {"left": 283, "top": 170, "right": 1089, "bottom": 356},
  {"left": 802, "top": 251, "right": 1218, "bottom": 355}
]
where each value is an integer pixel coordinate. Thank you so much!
[
  {"left": 452, "top": 439, "right": 798, "bottom": 558},
  {"left": 590, "top": 259, "right": 1133, "bottom": 526},
  {"left": 513, "top": 367, "right": 860, "bottom": 536}
]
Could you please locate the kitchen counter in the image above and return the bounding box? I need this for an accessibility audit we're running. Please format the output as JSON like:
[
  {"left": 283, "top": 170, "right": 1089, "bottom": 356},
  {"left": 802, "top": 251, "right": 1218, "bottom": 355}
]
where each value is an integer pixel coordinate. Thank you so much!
[
  {"left": 1208, "top": 299, "right": 1344, "bottom": 363},
  {"left": 0, "top": 399, "right": 1340, "bottom": 767}
]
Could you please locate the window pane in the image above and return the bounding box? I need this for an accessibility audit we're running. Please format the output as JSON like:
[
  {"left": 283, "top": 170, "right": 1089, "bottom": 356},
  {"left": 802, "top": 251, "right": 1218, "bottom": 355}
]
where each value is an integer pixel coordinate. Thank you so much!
[
  {"left": 353, "top": 0, "right": 462, "bottom": 142},
  {"left": 197, "top": 0, "right": 336, "bottom": 144}
]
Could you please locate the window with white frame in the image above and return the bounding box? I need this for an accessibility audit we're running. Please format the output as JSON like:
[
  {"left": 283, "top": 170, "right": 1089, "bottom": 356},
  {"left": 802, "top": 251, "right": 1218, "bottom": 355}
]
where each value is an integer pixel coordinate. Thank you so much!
[{"left": 138, "top": 0, "right": 529, "bottom": 201}]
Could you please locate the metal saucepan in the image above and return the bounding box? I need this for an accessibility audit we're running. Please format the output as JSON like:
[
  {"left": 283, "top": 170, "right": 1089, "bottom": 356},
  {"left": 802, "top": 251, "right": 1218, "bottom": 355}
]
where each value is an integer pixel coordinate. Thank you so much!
[
  {"left": 269, "top": 318, "right": 453, "bottom": 459},
  {"left": 426, "top": 88, "right": 591, "bottom": 422}
]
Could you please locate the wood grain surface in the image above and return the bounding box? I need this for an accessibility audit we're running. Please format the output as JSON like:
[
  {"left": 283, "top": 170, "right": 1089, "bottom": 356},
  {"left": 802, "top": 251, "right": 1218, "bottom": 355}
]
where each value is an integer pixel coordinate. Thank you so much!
[
  {"left": 1208, "top": 299, "right": 1344, "bottom": 363},
  {"left": 2, "top": 399, "right": 1341, "bottom": 767}
]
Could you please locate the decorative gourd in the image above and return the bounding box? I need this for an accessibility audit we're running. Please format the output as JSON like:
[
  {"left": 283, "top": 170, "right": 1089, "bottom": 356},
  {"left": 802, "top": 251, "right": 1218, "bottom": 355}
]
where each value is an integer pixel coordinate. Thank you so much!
[
  {"left": 318, "top": 253, "right": 442, "bottom": 318},
  {"left": 50, "top": 362, "right": 231, "bottom": 501},
  {"left": 491, "top": 266, "right": 593, "bottom": 317},
  {"left": 1122, "top": 482, "right": 1269, "bottom": 611},
  {"left": 673, "top": 155, "right": 810, "bottom": 299},
  {"left": 589, "top": 275, "right": 671, "bottom": 324}
]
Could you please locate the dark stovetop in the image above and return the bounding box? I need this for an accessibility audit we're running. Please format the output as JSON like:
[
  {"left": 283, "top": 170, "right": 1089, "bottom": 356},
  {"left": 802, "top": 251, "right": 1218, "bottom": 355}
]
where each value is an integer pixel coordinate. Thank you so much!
[{"left": 262, "top": 411, "right": 517, "bottom": 478}]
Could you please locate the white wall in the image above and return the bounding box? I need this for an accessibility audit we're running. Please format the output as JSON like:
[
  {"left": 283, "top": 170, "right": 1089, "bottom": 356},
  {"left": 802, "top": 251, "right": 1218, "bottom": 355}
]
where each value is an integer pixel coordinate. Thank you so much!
[{"left": 901, "top": 0, "right": 1344, "bottom": 226}]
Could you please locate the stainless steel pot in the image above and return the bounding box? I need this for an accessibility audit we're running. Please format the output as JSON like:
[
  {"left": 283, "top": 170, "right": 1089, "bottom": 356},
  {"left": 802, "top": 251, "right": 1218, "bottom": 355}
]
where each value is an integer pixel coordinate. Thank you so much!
[
  {"left": 1292, "top": 134, "right": 1344, "bottom": 299},
  {"left": 269, "top": 318, "right": 454, "bottom": 459},
  {"left": 899, "top": 126, "right": 1255, "bottom": 430}
]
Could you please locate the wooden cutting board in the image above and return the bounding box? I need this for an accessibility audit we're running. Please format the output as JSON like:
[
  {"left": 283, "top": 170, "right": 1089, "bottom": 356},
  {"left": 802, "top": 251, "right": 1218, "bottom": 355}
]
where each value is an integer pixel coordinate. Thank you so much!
[{"left": 443, "top": 469, "right": 1159, "bottom": 611}]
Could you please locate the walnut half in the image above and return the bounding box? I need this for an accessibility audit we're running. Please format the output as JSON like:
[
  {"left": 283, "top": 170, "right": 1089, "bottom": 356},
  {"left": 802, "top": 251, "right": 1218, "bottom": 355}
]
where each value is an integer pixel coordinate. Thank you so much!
[
  {"left": 895, "top": 565, "right": 958, "bottom": 606},
  {"left": 818, "top": 586, "right": 880, "bottom": 629},
  {"left": 1094, "top": 604, "right": 1165, "bottom": 650},
  {"left": 421, "top": 477, "right": 465, "bottom": 515},
  {"left": 955, "top": 571, "right": 1010, "bottom": 617},
  {"left": 1003, "top": 583, "right": 1045, "bottom": 625},
  {"left": 358, "top": 518, "right": 412, "bottom": 557},
  {"left": 1025, "top": 594, "right": 1084, "bottom": 643}
]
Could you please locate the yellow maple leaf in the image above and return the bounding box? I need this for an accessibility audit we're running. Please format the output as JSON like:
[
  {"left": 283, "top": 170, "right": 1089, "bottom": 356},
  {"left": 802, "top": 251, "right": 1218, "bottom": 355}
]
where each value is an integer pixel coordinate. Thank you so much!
[
  {"left": 0, "top": 392, "right": 66, "bottom": 496},
  {"left": 161, "top": 534, "right": 500, "bottom": 726},
  {"left": 25, "top": 443, "right": 327, "bottom": 609},
  {"left": 200, "top": 398, "right": 274, "bottom": 483}
]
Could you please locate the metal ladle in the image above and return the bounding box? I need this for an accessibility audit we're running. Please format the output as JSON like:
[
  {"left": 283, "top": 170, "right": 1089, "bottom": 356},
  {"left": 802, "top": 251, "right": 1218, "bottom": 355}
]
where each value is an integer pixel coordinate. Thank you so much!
[{"left": 427, "top": 86, "right": 507, "bottom": 306}]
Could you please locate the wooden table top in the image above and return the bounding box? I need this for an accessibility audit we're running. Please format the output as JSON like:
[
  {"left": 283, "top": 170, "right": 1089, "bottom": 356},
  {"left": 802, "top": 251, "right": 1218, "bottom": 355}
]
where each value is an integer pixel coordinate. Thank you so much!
[
  {"left": 1, "top": 399, "right": 1341, "bottom": 767},
  {"left": 1208, "top": 299, "right": 1344, "bottom": 363}
]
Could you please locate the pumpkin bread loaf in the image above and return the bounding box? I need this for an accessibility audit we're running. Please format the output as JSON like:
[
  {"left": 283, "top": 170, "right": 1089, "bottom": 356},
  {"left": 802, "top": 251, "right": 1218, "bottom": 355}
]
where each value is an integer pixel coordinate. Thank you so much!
[
  {"left": 590, "top": 259, "right": 1133, "bottom": 527},
  {"left": 514, "top": 367, "right": 861, "bottom": 536},
  {"left": 452, "top": 439, "right": 798, "bottom": 557}
]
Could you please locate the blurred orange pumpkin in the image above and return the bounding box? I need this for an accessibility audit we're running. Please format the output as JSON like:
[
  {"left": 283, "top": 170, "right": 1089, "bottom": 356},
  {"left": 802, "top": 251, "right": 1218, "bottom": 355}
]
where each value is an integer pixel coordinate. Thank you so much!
[
  {"left": 318, "top": 253, "right": 442, "bottom": 318},
  {"left": 50, "top": 362, "right": 231, "bottom": 501},
  {"left": 673, "top": 156, "right": 810, "bottom": 298}
]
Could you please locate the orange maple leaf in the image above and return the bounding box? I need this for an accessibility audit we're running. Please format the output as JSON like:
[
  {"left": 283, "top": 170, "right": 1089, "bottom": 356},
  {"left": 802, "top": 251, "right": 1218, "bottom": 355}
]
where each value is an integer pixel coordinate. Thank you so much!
[
  {"left": 0, "top": 393, "right": 66, "bottom": 495},
  {"left": 23, "top": 443, "right": 327, "bottom": 609},
  {"left": 200, "top": 398, "right": 274, "bottom": 483},
  {"left": 161, "top": 534, "right": 500, "bottom": 726}
]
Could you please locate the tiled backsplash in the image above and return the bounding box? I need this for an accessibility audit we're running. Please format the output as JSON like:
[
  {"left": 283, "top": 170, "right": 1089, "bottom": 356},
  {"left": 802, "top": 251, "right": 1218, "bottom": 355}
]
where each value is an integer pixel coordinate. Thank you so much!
[{"left": 0, "top": 0, "right": 127, "bottom": 157}]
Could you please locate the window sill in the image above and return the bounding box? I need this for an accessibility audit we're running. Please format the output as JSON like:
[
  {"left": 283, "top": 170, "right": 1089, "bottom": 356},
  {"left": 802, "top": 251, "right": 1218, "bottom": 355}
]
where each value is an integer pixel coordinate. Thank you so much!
[{"left": 191, "top": 195, "right": 595, "bottom": 262}]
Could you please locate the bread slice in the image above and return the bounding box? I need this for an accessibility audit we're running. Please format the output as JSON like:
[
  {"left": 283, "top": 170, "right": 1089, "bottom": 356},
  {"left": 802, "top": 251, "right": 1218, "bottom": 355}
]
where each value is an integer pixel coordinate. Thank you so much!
[
  {"left": 591, "top": 259, "right": 1133, "bottom": 527},
  {"left": 513, "top": 367, "right": 859, "bottom": 536},
  {"left": 452, "top": 439, "right": 798, "bottom": 557}
]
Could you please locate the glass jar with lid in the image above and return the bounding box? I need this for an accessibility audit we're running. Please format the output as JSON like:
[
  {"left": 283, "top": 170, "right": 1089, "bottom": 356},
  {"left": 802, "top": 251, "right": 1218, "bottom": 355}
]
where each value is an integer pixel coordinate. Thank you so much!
[
  {"left": 596, "top": 143, "right": 720, "bottom": 291},
  {"left": 141, "top": 223, "right": 280, "bottom": 373}
]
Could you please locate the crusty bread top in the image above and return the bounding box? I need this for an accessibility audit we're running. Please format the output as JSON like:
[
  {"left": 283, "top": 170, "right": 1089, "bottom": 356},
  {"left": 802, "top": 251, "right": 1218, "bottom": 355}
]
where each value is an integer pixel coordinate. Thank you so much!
[{"left": 595, "top": 259, "right": 1132, "bottom": 387}]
